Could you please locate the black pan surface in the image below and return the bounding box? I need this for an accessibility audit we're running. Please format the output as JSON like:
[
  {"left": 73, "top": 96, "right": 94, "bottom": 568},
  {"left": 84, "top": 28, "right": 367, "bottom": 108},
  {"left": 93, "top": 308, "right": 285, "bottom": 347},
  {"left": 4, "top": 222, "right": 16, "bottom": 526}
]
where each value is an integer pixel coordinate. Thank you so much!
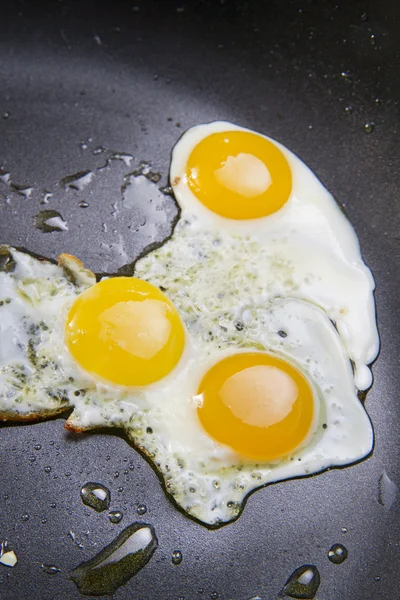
[{"left": 0, "top": 1, "right": 399, "bottom": 598}]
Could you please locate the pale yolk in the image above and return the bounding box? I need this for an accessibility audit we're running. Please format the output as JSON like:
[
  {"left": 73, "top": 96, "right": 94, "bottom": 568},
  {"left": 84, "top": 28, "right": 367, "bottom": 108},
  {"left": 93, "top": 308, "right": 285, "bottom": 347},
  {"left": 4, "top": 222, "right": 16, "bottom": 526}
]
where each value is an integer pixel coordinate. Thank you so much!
[
  {"left": 65, "top": 277, "right": 185, "bottom": 386},
  {"left": 184, "top": 131, "right": 292, "bottom": 220},
  {"left": 197, "top": 353, "right": 315, "bottom": 460}
]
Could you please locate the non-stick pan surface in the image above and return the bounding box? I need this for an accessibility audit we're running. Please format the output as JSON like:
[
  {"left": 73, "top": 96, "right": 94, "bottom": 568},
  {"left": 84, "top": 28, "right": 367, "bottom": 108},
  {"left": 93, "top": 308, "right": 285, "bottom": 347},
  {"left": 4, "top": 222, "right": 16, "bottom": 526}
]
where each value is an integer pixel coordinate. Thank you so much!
[{"left": 0, "top": 1, "right": 399, "bottom": 598}]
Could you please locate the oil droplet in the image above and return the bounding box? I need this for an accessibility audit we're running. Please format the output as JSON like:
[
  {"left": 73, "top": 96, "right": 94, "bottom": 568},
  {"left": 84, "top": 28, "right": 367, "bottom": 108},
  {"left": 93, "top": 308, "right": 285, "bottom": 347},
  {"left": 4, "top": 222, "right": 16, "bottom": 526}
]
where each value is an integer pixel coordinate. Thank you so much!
[
  {"left": 81, "top": 482, "right": 111, "bottom": 513},
  {"left": 344, "top": 105, "right": 353, "bottom": 114},
  {"left": 108, "top": 511, "right": 123, "bottom": 524},
  {"left": 364, "top": 122, "right": 375, "bottom": 134},
  {"left": 137, "top": 504, "right": 147, "bottom": 516},
  {"left": 378, "top": 471, "right": 398, "bottom": 509},
  {"left": 40, "top": 191, "right": 53, "bottom": 204},
  {"left": 340, "top": 71, "right": 353, "bottom": 82},
  {"left": 374, "top": 576, "right": 380, "bottom": 581},
  {"left": 79, "top": 201, "right": 89, "bottom": 208},
  {"left": 35, "top": 210, "right": 68, "bottom": 233},
  {"left": 41, "top": 564, "right": 61, "bottom": 575},
  {"left": 2, "top": 111, "right": 10, "bottom": 119},
  {"left": 70, "top": 522, "right": 158, "bottom": 596},
  {"left": 172, "top": 550, "right": 183, "bottom": 565},
  {"left": 160, "top": 185, "right": 173, "bottom": 196},
  {"left": 370, "top": 34, "right": 377, "bottom": 46},
  {"left": 34, "top": 444, "right": 42, "bottom": 451},
  {"left": 328, "top": 544, "right": 348, "bottom": 565},
  {"left": 0, "top": 171, "right": 10, "bottom": 184},
  {"left": 281, "top": 565, "right": 320, "bottom": 599},
  {"left": 44, "top": 466, "right": 51, "bottom": 473},
  {"left": 93, "top": 146, "right": 106, "bottom": 155},
  {"left": 10, "top": 183, "right": 33, "bottom": 198},
  {"left": 110, "top": 152, "right": 133, "bottom": 166},
  {"left": 341, "top": 527, "right": 348, "bottom": 534},
  {"left": 21, "top": 513, "right": 29, "bottom": 522},
  {"left": 0, "top": 550, "right": 17, "bottom": 568},
  {"left": 211, "top": 593, "right": 218, "bottom": 599},
  {"left": 61, "top": 170, "right": 94, "bottom": 190},
  {"left": 69, "top": 530, "right": 84, "bottom": 550}
]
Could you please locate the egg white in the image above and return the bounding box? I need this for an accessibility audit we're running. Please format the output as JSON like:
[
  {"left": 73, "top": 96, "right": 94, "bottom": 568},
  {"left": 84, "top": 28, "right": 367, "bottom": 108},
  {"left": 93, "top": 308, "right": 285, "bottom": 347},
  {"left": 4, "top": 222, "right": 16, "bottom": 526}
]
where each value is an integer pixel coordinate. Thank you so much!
[
  {"left": 0, "top": 122, "right": 379, "bottom": 527},
  {"left": 1, "top": 244, "right": 373, "bottom": 526}
]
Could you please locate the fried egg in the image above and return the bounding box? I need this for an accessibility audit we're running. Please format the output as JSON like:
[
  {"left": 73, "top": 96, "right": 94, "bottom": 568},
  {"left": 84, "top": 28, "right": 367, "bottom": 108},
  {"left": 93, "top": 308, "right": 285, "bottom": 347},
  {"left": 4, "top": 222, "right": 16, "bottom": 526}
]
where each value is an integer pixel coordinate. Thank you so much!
[{"left": 0, "top": 122, "right": 379, "bottom": 526}]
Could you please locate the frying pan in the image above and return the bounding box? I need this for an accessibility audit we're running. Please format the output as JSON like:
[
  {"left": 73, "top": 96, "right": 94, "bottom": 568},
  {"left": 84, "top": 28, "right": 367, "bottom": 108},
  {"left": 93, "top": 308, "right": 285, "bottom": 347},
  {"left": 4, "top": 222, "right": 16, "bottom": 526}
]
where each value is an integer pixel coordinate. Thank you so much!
[{"left": 1, "top": 0, "right": 399, "bottom": 598}]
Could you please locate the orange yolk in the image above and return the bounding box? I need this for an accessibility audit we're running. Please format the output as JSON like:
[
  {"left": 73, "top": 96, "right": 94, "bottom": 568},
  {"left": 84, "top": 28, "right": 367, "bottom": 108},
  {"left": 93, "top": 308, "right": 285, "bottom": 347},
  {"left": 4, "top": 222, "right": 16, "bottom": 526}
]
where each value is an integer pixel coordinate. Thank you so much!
[
  {"left": 185, "top": 130, "right": 292, "bottom": 220},
  {"left": 197, "top": 352, "right": 315, "bottom": 461},
  {"left": 65, "top": 277, "right": 185, "bottom": 386}
]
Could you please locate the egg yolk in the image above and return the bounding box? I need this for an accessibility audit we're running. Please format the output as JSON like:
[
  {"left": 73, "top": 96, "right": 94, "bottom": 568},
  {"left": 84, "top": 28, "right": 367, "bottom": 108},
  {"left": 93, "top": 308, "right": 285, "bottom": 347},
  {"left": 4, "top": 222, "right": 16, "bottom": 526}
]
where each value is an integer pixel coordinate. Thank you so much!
[
  {"left": 65, "top": 277, "right": 185, "bottom": 386},
  {"left": 197, "top": 352, "right": 315, "bottom": 461},
  {"left": 184, "top": 131, "right": 292, "bottom": 220}
]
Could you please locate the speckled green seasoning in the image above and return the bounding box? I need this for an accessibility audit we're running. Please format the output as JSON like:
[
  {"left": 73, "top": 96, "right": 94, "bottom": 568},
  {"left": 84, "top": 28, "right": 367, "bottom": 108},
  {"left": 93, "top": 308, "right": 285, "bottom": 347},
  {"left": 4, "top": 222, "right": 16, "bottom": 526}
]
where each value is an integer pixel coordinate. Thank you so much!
[
  {"left": 280, "top": 564, "right": 320, "bottom": 599},
  {"left": 70, "top": 522, "right": 157, "bottom": 596}
]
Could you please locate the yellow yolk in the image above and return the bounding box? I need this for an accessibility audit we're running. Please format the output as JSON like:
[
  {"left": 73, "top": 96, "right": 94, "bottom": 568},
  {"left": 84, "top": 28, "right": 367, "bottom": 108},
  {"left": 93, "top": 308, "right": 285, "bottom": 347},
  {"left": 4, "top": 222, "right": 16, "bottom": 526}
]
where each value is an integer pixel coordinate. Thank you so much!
[
  {"left": 65, "top": 277, "right": 185, "bottom": 386},
  {"left": 184, "top": 131, "right": 292, "bottom": 220},
  {"left": 197, "top": 353, "right": 315, "bottom": 461}
]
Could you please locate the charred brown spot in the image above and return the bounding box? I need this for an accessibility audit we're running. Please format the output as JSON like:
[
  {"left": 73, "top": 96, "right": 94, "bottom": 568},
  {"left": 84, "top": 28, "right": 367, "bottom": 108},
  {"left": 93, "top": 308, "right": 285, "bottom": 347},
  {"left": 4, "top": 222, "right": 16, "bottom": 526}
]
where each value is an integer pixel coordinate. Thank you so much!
[{"left": 173, "top": 176, "right": 181, "bottom": 186}]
